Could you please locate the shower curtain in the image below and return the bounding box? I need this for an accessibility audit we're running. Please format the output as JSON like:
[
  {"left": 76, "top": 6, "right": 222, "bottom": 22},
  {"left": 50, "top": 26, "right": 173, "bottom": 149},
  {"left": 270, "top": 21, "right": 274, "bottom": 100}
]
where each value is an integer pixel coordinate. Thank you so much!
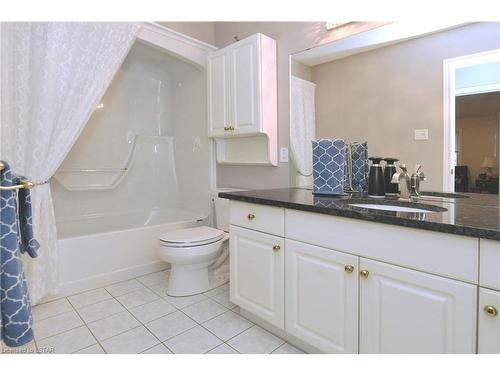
[
  {"left": 290, "top": 76, "right": 316, "bottom": 188},
  {"left": 0, "top": 22, "right": 142, "bottom": 304}
]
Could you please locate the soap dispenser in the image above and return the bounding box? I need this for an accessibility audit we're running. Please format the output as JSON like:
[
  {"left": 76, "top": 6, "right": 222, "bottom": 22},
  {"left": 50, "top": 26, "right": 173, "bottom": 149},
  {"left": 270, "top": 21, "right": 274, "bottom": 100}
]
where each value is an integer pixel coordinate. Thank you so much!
[
  {"left": 368, "top": 156, "right": 385, "bottom": 198},
  {"left": 383, "top": 157, "right": 399, "bottom": 195}
]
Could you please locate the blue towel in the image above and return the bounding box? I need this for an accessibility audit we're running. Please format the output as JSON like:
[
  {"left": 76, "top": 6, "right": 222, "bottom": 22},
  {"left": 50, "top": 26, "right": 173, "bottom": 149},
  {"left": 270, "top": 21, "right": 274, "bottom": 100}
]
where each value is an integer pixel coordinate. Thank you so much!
[
  {"left": 312, "top": 139, "right": 347, "bottom": 195},
  {"left": 350, "top": 142, "right": 369, "bottom": 192},
  {"left": 1, "top": 161, "right": 37, "bottom": 347}
]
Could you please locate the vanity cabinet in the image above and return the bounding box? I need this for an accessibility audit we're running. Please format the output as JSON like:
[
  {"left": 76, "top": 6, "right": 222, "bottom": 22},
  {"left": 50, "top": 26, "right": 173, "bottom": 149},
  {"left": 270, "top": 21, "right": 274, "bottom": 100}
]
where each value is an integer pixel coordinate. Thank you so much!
[
  {"left": 229, "top": 225, "right": 284, "bottom": 329},
  {"left": 228, "top": 201, "right": 485, "bottom": 353},
  {"left": 359, "top": 258, "right": 477, "bottom": 354},
  {"left": 285, "top": 239, "right": 359, "bottom": 353},
  {"left": 207, "top": 33, "right": 278, "bottom": 166}
]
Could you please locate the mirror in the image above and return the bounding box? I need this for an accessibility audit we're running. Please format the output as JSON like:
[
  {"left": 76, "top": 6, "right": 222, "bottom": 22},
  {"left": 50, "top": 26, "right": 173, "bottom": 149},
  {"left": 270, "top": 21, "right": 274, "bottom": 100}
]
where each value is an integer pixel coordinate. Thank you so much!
[{"left": 289, "top": 22, "right": 500, "bottom": 194}]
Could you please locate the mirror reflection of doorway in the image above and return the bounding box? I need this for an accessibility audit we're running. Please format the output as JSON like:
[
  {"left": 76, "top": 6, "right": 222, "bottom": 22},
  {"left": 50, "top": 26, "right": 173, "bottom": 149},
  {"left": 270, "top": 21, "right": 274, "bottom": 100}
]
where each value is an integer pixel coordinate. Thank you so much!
[{"left": 455, "top": 92, "right": 500, "bottom": 194}]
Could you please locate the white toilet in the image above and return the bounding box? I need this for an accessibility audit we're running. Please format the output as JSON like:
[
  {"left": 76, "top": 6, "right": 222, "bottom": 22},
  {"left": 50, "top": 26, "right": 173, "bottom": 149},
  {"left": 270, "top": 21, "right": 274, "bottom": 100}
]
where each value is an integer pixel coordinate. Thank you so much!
[{"left": 158, "top": 189, "right": 235, "bottom": 296}]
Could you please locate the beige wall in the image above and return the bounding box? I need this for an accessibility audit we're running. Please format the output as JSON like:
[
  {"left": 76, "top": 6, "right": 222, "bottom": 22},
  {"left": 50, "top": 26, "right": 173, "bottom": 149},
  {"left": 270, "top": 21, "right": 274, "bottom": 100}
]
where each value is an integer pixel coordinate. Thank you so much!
[
  {"left": 213, "top": 22, "right": 384, "bottom": 189},
  {"left": 457, "top": 115, "right": 499, "bottom": 184},
  {"left": 311, "top": 22, "right": 500, "bottom": 191},
  {"left": 157, "top": 22, "right": 216, "bottom": 46}
]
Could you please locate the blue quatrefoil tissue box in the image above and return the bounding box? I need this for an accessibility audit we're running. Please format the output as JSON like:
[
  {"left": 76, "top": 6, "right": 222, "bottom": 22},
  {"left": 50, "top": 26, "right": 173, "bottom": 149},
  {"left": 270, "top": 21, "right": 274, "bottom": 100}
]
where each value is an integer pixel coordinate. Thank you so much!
[{"left": 312, "top": 139, "right": 347, "bottom": 195}]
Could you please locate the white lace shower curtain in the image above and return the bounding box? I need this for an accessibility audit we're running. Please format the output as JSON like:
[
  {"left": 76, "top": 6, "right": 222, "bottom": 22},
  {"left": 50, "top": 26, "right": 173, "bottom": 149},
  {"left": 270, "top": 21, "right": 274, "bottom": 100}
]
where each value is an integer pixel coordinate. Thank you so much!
[
  {"left": 0, "top": 22, "right": 142, "bottom": 304},
  {"left": 290, "top": 76, "right": 316, "bottom": 188}
]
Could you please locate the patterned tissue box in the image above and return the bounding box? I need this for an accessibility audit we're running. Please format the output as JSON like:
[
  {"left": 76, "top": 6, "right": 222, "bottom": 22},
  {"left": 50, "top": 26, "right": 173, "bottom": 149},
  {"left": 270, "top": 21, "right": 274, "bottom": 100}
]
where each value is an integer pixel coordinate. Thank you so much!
[{"left": 312, "top": 139, "right": 347, "bottom": 195}]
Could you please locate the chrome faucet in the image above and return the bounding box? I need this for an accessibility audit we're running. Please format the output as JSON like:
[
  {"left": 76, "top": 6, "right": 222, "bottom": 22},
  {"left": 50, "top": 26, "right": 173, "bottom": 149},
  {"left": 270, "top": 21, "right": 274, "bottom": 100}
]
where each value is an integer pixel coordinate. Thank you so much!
[
  {"left": 410, "top": 164, "right": 426, "bottom": 196},
  {"left": 391, "top": 164, "right": 411, "bottom": 201}
]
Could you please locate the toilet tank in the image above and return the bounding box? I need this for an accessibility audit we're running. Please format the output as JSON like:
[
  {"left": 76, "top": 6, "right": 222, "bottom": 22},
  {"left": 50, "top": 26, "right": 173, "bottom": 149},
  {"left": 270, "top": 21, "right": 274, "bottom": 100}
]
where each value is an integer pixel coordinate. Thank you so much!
[{"left": 213, "top": 188, "right": 243, "bottom": 232}]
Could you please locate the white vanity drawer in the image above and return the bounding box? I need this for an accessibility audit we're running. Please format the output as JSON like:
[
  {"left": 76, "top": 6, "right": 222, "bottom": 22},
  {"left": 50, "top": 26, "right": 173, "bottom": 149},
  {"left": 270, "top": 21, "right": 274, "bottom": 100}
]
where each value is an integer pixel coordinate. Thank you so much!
[
  {"left": 285, "top": 209, "right": 479, "bottom": 283},
  {"left": 480, "top": 239, "right": 500, "bottom": 290},
  {"left": 230, "top": 201, "right": 284, "bottom": 237}
]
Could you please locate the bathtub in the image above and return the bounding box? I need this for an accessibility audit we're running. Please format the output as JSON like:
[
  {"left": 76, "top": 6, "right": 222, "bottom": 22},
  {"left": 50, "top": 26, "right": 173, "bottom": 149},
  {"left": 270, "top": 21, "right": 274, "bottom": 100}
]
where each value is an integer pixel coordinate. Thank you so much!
[{"left": 56, "top": 208, "right": 206, "bottom": 296}]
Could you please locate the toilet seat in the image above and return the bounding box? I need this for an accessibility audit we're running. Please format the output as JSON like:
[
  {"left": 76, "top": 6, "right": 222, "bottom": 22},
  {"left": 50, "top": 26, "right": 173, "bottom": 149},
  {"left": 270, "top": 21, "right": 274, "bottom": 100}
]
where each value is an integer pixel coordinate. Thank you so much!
[{"left": 160, "top": 226, "right": 224, "bottom": 248}]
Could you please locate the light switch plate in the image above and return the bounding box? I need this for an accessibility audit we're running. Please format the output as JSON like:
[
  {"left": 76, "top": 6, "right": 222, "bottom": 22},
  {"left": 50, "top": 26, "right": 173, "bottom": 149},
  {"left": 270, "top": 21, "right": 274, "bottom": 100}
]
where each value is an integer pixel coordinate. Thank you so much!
[
  {"left": 415, "top": 129, "right": 429, "bottom": 140},
  {"left": 279, "top": 147, "right": 289, "bottom": 163}
]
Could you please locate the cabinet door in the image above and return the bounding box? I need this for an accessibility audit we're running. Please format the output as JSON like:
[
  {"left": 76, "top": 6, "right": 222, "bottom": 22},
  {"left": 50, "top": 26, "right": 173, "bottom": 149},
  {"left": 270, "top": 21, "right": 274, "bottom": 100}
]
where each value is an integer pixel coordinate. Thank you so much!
[
  {"left": 229, "top": 225, "right": 284, "bottom": 329},
  {"left": 207, "top": 50, "right": 230, "bottom": 137},
  {"left": 285, "top": 240, "right": 358, "bottom": 353},
  {"left": 230, "top": 35, "right": 261, "bottom": 134},
  {"left": 359, "top": 258, "right": 477, "bottom": 354},
  {"left": 478, "top": 287, "right": 500, "bottom": 353}
]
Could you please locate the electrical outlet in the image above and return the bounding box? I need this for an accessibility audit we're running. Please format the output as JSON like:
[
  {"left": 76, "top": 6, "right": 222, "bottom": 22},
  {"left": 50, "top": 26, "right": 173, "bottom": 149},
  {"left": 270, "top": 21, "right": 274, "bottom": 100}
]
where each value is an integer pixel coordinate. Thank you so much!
[
  {"left": 415, "top": 129, "right": 429, "bottom": 140},
  {"left": 279, "top": 147, "right": 289, "bottom": 163}
]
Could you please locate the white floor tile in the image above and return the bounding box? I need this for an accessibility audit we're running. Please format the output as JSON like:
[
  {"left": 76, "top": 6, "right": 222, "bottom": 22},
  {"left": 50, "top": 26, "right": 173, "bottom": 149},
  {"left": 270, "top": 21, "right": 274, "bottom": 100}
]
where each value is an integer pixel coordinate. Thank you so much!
[
  {"left": 227, "top": 326, "right": 284, "bottom": 354},
  {"left": 37, "top": 326, "right": 96, "bottom": 354},
  {"left": 272, "top": 343, "right": 305, "bottom": 354},
  {"left": 202, "top": 311, "right": 253, "bottom": 341},
  {"left": 163, "top": 293, "right": 207, "bottom": 309},
  {"left": 129, "top": 299, "right": 177, "bottom": 324},
  {"left": 68, "top": 288, "right": 113, "bottom": 309},
  {"left": 141, "top": 343, "right": 172, "bottom": 354},
  {"left": 209, "top": 290, "right": 236, "bottom": 309},
  {"left": 87, "top": 310, "right": 140, "bottom": 341},
  {"left": 32, "top": 298, "right": 74, "bottom": 321},
  {"left": 181, "top": 299, "right": 227, "bottom": 323},
  {"left": 105, "top": 279, "right": 146, "bottom": 297},
  {"left": 207, "top": 343, "right": 239, "bottom": 354},
  {"left": 34, "top": 310, "right": 84, "bottom": 340},
  {"left": 147, "top": 281, "right": 169, "bottom": 297},
  {"left": 75, "top": 344, "right": 105, "bottom": 354},
  {"left": 203, "top": 283, "right": 229, "bottom": 297},
  {"left": 76, "top": 298, "right": 125, "bottom": 323},
  {"left": 136, "top": 271, "right": 169, "bottom": 287},
  {"left": 116, "top": 288, "right": 159, "bottom": 309},
  {"left": 164, "top": 326, "right": 222, "bottom": 354},
  {"left": 145, "top": 311, "right": 197, "bottom": 341},
  {"left": 100, "top": 326, "right": 159, "bottom": 354}
]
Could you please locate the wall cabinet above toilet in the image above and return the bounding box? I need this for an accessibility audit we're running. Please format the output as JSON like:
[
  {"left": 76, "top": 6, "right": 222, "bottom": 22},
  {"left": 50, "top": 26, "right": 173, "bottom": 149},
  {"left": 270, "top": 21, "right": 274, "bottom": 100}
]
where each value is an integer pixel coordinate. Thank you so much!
[{"left": 207, "top": 33, "right": 278, "bottom": 166}]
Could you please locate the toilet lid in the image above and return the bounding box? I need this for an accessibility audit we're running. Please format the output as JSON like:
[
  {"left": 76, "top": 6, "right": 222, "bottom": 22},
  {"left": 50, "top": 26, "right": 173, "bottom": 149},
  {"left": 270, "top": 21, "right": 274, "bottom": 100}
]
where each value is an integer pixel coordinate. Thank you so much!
[{"left": 159, "top": 226, "right": 224, "bottom": 247}]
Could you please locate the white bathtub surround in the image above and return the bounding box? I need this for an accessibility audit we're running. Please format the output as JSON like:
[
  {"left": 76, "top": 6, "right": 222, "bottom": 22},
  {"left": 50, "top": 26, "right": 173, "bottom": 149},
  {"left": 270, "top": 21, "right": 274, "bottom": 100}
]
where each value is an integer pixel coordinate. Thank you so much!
[
  {"left": 19, "top": 271, "right": 304, "bottom": 354},
  {"left": 0, "top": 22, "right": 141, "bottom": 303}
]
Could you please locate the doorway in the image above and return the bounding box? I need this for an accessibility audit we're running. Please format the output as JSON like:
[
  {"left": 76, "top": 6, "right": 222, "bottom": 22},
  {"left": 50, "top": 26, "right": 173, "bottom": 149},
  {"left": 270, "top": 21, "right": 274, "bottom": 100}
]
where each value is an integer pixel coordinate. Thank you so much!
[{"left": 443, "top": 49, "right": 500, "bottom": 192}]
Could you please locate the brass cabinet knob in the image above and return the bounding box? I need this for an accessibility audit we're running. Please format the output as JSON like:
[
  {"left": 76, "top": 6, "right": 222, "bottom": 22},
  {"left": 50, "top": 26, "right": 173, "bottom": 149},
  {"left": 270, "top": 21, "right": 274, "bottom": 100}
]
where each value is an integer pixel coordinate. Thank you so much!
[
  {"left": 344, "top": 265, "right": 354, "bottom": 273},
  {"left": 224, "top": 126, "right": 230, "bottom": 131},
  {"left": 273, "top": 245, "right": 281, "bottom": 251},
  {"left": 247, "top": 213, "right": 255, "bottom": 220},
  {"left": 229, "top": 126, "right": 235, "bottom": 131},
  {"left": 484, "top": 305, "right": 498, "bottom": 317},
  {"left": 360, "top": 270, "right": 370, "bottom": 279}
]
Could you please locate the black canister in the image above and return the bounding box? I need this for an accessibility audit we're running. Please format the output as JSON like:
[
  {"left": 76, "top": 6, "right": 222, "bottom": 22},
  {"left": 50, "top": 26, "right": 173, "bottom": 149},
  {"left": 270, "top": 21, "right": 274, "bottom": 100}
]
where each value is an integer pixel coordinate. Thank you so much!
[
  {"left": 368, "top": 156, "right": 385, "bottom": 198},
  {"left": 383, "top": 157, "right": 399, "bottom": 195}
]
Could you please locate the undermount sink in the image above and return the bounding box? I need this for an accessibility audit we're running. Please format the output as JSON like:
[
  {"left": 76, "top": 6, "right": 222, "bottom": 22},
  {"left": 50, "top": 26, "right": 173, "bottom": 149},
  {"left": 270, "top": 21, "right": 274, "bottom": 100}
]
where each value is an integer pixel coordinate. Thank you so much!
[
  {"left": 418, "top": 191, "right": 469, "bottom": 199},
  {"left": 349, "top": 204, "right": 434, "bottom": 213}
]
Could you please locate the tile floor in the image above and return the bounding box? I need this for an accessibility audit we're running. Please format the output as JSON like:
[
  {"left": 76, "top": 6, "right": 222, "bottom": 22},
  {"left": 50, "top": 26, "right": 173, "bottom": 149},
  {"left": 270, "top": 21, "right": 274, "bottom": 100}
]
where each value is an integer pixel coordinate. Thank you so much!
[{"left": 6, "top": 269, "right": 305, "bottom": 354}]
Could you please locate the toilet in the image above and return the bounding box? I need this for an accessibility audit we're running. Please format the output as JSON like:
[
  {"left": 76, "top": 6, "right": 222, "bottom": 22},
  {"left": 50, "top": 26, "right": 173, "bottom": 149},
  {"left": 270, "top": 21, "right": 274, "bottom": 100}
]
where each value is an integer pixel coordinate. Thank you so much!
[{"left": 158, "top": 189, "right": 236, "bottom": 296}]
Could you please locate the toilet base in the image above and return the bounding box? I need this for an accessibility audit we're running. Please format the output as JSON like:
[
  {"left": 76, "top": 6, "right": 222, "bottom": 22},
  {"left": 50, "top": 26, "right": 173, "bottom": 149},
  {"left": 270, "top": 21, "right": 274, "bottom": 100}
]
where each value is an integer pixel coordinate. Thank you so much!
[
  {"left": 166, "top": 260, "right": 230, "bottom": 297},
  {"left": 167, "top": 263, "right": 211, "bottom": 296}
]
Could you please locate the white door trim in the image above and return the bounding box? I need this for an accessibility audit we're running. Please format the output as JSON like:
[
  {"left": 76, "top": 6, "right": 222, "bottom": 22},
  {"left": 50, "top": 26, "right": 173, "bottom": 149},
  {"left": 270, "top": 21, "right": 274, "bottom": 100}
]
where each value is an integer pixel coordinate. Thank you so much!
[{"left": 442, "top": 49, "right": 500, "bottom": 192}]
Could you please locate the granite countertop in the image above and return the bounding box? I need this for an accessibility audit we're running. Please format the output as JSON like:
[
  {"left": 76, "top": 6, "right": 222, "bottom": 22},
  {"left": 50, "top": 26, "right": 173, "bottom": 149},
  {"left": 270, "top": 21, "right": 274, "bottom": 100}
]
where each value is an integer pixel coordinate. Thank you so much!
[{"left": 219, "top": 188, "right": 500, "bottom": 241}]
